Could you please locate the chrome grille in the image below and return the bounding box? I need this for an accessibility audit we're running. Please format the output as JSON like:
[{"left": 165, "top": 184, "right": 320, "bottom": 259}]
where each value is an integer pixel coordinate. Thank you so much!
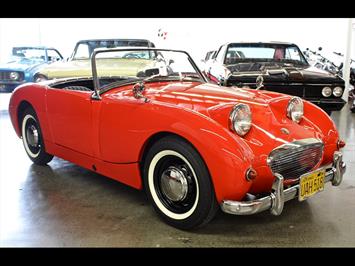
[{"left": 267, "top": 138, "right": 324, "bottom": 179}]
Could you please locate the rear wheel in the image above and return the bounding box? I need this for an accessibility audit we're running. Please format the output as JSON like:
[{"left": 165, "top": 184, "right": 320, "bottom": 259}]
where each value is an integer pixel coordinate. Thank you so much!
[
  {"left": 143, "top": 136, "right": 218, "bottom": 230},
  {"left": 21, "top": 107, "right": 53, "bottom": 165}
]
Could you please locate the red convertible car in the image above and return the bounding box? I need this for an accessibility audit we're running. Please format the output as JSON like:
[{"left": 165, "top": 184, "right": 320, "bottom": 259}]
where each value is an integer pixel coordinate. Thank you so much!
[{"left": 8, "top": 48, "right": 346, "bottom": 229}]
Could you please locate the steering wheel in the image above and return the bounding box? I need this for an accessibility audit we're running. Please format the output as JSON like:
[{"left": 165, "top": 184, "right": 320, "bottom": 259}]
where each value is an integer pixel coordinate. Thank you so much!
[{"left": 123, "top": 53, "right": 140, "bottom": 59}]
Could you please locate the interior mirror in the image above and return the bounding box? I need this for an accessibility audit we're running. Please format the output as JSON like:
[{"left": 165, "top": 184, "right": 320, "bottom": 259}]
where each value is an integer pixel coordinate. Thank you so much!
[
  {"left": 168, "top": 59, "right": 174, "bottom": 65},
  {"left": 318, "top": 47, "right": 322, "bottom": 51}
]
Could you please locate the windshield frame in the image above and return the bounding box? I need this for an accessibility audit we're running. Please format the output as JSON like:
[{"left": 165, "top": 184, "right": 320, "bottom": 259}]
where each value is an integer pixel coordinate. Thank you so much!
[
  {"left": 91, "top": 48, "right": 208, "bottom": 100},
  {"left": 224, "top": 43, "right": 310, "bottom": 67},
  {"left": 70, "top": 39, "right": 155, "bottom": 61}
]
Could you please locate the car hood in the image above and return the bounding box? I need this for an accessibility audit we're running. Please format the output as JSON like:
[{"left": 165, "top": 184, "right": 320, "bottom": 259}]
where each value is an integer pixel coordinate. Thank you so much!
[
  {"left": 226, "top": 64, "right": 344, "bottom": 85},
  {"left": 138, "top": 81, "right": 327, "bottom": 141},
  {"left": 39, "top": 58, "right": 156, "bottom": 79},
  {"left": 0, "top": 59, "right": 45, "bottom": 72}
]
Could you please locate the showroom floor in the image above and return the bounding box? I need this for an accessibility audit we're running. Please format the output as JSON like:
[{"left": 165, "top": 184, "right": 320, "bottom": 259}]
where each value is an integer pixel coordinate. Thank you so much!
[{"left": 0, "top": 92, "right": 354, "bottom": 247}]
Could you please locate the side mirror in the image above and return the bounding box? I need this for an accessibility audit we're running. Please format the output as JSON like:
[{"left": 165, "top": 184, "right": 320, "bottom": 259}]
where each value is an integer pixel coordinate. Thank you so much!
[{"left": 168, "top": 59, "right": 174, "bottom": 65}]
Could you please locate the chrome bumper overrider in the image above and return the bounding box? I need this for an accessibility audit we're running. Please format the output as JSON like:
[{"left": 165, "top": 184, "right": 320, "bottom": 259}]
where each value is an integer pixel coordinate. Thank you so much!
[{"left": 221, "top": 151, "right": 346, "bottom": 216}]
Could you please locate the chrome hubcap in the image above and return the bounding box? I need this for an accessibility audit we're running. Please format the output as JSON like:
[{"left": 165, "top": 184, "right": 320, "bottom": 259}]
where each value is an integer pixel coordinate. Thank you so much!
[
  {"left": 160, "top": 166, "right": 188, "bottom": 202},
  {"left": 26, "top": 125, "right": 39, "bottom": 147}
]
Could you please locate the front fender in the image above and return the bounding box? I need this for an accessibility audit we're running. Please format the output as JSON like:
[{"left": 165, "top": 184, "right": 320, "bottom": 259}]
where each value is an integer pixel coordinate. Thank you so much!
[{"left": 8, "top": 84, "right": 52, "bottom": 142}]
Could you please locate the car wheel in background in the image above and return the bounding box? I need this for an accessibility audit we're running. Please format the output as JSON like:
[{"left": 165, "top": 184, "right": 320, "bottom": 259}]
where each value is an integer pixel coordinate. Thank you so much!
[{"left": 34, "top": 74, "right": 48, "bottom": 83}]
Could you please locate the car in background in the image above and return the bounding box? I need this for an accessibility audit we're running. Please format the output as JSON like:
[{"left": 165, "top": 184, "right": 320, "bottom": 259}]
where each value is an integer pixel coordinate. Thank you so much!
[
  {"left": 34, "top": 39, "right": 155, "bottom": 82},
  {"left": 204, "top": 42, "right": 346, "bottom": 115},
  {"left": 349, "top": 85, "right": 355, "bottom": 113},
  {"left": 8, "top": 48, "right": 346, "bottom": 229},
  {"left": 0, "top": 46, "right": 63, "bottom": 92}
]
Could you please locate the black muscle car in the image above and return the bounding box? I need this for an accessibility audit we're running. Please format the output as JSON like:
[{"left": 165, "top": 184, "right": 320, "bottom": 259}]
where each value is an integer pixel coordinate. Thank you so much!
[{"left": 204, "top": 42, "right": 346, "bottom": 115}]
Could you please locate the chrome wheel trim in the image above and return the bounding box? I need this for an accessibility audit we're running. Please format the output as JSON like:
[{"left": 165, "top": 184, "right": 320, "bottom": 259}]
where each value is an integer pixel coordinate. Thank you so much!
[
  {"left": 160, "top": 166, "right": 188, "bottom": 202},
  {"left": 22, "top": 114, "right": 41, "bottom": 158},
  {"left": 26, "top": 125, "right": 39, "bottom": 147},
  {"left": 148, "top": 150, "right": 199, "bottom": 220}
]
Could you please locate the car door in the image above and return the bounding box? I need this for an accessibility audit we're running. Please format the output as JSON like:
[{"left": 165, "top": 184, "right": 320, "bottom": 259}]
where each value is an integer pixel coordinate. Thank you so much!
[{"left": 46, "top": 88, "right": 94, "bottom": 156}]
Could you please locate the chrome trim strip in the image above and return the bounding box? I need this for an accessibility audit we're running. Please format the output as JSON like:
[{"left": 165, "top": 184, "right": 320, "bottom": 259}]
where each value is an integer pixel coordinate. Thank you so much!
[{"left": 221, "top": 152, "right": 345, "bottom": 216}]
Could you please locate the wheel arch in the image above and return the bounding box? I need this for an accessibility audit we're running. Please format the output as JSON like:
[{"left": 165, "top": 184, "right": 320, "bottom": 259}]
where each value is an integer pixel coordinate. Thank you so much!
[
  {"left": 139, "top": 131, "right": 210, "bottom": 175},
  {"left": 137, "top": 126, "right": 253, "bottom": 203},
  {"left": 33, "top": 72, "right": 49, "bottom": 82}
]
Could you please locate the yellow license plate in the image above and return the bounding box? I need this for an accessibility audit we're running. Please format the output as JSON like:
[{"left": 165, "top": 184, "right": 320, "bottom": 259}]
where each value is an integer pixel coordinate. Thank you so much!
[{"left": 299, "top": 169, "right": 325, "bottom": 201}]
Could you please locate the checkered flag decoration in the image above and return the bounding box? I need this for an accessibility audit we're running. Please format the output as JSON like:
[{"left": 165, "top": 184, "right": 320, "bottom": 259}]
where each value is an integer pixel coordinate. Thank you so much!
[{"left": 157, "top": 28, "right": 168, "bottom": 40}]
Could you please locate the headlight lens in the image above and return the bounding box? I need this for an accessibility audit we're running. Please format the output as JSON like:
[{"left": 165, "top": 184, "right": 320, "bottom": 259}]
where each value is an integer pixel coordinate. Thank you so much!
[
  {"left": 9, "top": 72, "right": 20, "bottom": 80},
  {"left": 322, "top": 86, "right": 332, "bottom": 97},
  {"left": 287, "top": 97, "right": 304, "bottom": 123},
  {"left": 333, "top": 86, "right": 343, "bottom": 97},
  {"left": 229, "top": 103, "right": 252, "bottom": 136}
]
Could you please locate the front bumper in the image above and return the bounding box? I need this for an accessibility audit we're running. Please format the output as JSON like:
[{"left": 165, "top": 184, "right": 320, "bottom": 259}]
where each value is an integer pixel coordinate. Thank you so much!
[
  {"left": 221, "top": 151, "right": 346, "bottom": 216},
  {"left": 307, "top": 98, "right": 346, "bottom": 112},
  {"left": 0, "top": 81, "right": 25, "bottom": 92}
]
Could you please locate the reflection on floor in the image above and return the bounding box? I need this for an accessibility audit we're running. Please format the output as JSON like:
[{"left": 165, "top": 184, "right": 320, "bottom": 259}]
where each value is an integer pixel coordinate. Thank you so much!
[{"left": 0, "top": 93, "right": 354, "bottom": 247}]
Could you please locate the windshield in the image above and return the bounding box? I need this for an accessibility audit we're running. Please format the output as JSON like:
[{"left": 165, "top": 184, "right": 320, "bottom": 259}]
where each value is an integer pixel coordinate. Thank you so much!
[
  {"left": 225, "top": 43, "right": 308, "bottom": 66},
  {"left": 72, "top": 40, "right": 153, "bottom": 60},
  {"left": 12, "top": 48, "right": 47, "bottom": 63},
  {"left": 92, "top": 49, "right": 205, "bottom": 90}
]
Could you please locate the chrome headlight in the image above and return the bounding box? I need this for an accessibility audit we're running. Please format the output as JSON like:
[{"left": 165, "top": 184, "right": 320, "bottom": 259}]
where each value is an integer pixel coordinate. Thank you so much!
[
  {"left": 229, "top": 103, "right": 252, "bottom": 136},
  {"left": 322, "top": 86, "right": 332, "bottom": 97},
  {"left": 287, "top": 97, "right": 304, "bottom": 123},
  {"left": 9, "top": 71, "right": 20, "bottom": 80},
  {"left": 333, "top": 86, "right": 343, "bottom": 97}
]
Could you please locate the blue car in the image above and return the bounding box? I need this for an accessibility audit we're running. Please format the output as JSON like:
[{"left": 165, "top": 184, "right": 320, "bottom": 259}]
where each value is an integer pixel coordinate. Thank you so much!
[{"left": 0, "top": 46, "right": 63, "bottom": 92}]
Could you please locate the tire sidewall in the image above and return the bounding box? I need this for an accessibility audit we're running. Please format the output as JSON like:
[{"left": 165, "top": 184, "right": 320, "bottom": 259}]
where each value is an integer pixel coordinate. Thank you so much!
[
  {"left": 22, "top": 113, "right": 41, "bottom": 158},
  {"left": 143, "top": 136, "right": 217, "bottom": 229},
  {"left": 21, "top": 107, "right": 53, "bottom": 164}
]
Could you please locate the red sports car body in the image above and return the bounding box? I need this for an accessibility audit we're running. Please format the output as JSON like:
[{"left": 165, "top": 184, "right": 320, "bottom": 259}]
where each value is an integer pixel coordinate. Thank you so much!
[{"left": 8, "top": 48, "right": 346, "bottom": 229}]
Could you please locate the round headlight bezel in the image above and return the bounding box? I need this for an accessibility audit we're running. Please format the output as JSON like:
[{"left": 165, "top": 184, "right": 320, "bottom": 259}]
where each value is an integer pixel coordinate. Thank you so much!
[
  {"left": 322, "top": 86, "right": 332, "bottom": 97},
  {"left": 333, "top": 86, "right": 343, "bottom": 97},
  {"left": 9, "top": 71, "right": 20, "bottom": 80},
  {"left": 287, "top": 96, "right": 304, "bottom": 123},
  {"left": 229, "top": 103, "right": 252, "bottom": 136}
]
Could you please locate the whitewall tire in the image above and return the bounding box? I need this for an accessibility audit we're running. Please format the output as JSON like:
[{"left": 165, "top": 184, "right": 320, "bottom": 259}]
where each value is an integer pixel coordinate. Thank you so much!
[
  {"left": 21, "top": 107, "right": 53, "bottom": 165},
  {"left": 143, "top": 135, "right": 218, "bottom": 230}
]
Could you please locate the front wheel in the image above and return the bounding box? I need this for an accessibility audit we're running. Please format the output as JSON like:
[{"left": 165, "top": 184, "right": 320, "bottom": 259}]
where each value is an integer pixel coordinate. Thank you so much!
[
  {"left": 34, "top": 74, "right": 48, "bottom": 83},
  {"left": 143, "top": 136, "right": 218, "bottom": 230},
  {"left": 21, "top": 107, "right": 53, "bottom": 165}
]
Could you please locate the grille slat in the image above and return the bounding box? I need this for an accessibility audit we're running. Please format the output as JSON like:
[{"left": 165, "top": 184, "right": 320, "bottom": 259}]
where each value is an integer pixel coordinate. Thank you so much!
[{"left": 268, "top": 138, "right": 324, "bottom": 179}]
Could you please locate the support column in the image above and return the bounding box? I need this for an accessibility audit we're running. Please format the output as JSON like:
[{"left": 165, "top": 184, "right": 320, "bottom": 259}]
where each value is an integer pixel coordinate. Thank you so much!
[{"left": 342, "top": 18, "right": 353, "bottom": 100}]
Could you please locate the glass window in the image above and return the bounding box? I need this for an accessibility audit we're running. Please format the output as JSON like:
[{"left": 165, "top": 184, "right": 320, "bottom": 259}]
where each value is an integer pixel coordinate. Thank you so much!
[
  {"left": 285, "top": 46, "right": 303, "bottom": 61},
  {"left": 47, "top": 49, "right": 62, "bottom": 62},
  {"left": 73, "top": 43, "right": 90, "bottom": 60},
  {"left": 224, "top": 43, "right": 308, "bottom": 65}
]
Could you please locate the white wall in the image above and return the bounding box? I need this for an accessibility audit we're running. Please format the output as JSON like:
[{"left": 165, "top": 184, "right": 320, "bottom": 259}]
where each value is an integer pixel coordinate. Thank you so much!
[{"left": 0, "top": 18, "right": 354, "bottom": 67}]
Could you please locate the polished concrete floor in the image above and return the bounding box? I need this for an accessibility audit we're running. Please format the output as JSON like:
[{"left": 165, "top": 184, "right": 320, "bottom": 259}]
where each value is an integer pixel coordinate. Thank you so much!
[{"left": 0, "top": 92, "right": 354, "bottom": 247}]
